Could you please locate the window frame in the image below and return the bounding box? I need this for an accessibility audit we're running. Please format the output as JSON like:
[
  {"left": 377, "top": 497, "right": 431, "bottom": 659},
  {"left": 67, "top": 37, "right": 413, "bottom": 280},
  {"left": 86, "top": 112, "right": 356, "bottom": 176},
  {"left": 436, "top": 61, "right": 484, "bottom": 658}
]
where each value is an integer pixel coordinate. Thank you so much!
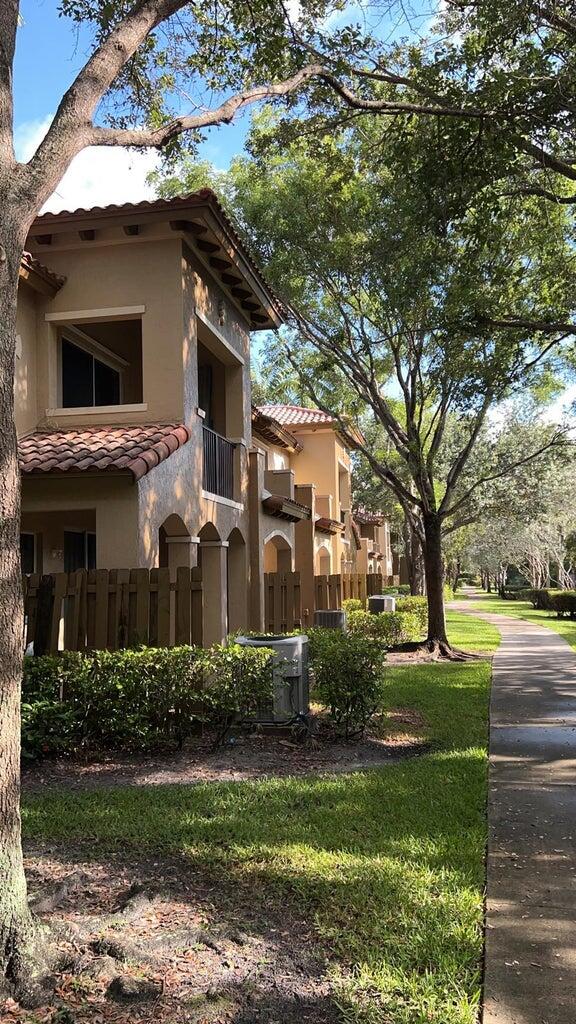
[{"left": 58, "top": 326, "right": 127, "bottom": 409}]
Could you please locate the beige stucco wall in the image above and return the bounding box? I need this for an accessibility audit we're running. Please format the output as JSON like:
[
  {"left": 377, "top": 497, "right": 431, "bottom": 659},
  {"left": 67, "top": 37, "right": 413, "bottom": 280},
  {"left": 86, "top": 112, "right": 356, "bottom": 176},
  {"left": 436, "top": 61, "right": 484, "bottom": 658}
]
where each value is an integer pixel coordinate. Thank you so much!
[
  {"left": 15, "top": 282, "right": 40, "bottom": 436},
  {"left": 29, "top": 235, "right": 185, "bottom": 427},
  {"left": 21, "top": 474, "right": 139, "bottom": 570}
]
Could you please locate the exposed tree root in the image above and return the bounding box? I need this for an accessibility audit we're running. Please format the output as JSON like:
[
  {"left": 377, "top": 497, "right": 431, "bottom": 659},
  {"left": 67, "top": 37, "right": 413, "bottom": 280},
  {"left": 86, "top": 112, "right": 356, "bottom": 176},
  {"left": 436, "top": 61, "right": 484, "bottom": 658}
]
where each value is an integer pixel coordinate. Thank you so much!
[
  {"left": 424, "top": 638, "right": 483, "bottom": 661},
  {"left": 1, "top": 917, "right": 57, "bottom": 1008},
  {"left": 392, "top": 639, "right": 481, "bottom": 662},
  {"left": 4, "top": 878, "right": 229, "bottom": 1011}
]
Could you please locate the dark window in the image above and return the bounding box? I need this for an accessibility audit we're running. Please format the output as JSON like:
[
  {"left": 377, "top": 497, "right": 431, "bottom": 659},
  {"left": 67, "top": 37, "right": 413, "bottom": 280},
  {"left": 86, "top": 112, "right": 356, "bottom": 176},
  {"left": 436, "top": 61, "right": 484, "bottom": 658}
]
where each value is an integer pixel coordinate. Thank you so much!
[
  {"left": 86, "top": 532, "right": 96, "bottom": 570},
  {"left": 61, "top": 338, "right": 121, "bottom": 408},
  {"left": 62, "top": 340, "right": 93, "bottom": 407},
  {"left": 20, "top": 534, "right": 35, "bottom": 574},
  {"left": 64, "top": 531, "right": 96, "bottom": 572},
  {"left": 198, "top": 364, "right": 213, "bottom": 428},
  {"left": 95, "top": 360, "right": 120, "bottom": 405}
]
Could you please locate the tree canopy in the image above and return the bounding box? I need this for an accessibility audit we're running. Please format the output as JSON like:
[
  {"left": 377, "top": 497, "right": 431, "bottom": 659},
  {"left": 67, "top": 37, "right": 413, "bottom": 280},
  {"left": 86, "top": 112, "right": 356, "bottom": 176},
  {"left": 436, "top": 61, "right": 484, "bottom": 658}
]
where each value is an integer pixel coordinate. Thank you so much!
[{"left": 157, "top": 103, "right": 575, "bottom": 646}]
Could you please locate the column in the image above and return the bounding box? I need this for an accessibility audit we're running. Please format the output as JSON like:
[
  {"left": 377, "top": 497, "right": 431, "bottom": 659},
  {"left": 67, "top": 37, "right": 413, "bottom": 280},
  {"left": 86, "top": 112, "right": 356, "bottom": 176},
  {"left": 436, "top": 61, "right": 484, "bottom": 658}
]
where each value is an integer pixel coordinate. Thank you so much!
[
  {"left": 199, "top": 539, "right": 229, "bottom": 646},
  {"left": 294, "top": 483, "right": 316, "bottom": 627}
]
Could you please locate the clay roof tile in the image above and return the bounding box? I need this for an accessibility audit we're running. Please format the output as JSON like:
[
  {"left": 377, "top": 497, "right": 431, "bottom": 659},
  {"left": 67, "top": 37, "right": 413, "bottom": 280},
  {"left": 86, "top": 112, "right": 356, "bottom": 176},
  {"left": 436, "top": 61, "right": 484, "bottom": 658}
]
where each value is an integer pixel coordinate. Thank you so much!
[{"left": 18, "top": 423, "right": 190, "bottom": 480}]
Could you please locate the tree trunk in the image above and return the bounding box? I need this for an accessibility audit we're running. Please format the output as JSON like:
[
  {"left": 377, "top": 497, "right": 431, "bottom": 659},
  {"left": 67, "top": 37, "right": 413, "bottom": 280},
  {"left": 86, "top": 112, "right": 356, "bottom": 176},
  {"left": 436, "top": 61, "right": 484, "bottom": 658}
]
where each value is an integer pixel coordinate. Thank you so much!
[
  {"left": 0, "top": 225, "right": 44, "bottom": 1001},
  {"left": 422, "top": 512, "right": 449, "bottom": 649},
  {"left": 402, "top": 518, "right": 425, "bottom": 595}
]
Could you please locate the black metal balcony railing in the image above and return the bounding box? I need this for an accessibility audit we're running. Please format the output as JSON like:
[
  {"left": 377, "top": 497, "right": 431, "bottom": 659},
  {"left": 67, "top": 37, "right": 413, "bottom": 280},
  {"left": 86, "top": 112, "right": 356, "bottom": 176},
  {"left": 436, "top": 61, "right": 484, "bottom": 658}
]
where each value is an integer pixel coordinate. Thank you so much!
[{"left": 202, "top": 425, "right": 235, "bottom": 500}]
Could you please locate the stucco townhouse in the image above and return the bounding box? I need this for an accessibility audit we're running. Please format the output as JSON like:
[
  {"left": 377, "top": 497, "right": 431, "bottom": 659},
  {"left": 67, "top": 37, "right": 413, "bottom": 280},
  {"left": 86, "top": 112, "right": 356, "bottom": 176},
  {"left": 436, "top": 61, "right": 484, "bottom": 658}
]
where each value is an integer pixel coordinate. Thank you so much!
[
  {"left": 16, "top": 191, "right": 286, "bottom": 644},
  {"left": 250, "top": 404, "right": 394, "bottom": 620},
  {"left": 15, "top": 191, "right": 393, "bottom": 644}
]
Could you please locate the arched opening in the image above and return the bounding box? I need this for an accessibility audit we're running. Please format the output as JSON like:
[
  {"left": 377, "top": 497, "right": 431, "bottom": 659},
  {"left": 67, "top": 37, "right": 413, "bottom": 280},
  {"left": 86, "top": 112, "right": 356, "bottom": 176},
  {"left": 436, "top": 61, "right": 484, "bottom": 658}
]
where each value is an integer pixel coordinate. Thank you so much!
[
  {"left": 315, "top": 544, "right": 331, "bottom": 577},
  {"left": 158, "top": 514, "right": 193, "bottom": 572},
  {"left": 198, "top": 522, "right": 227, "bottom": 645},
  {"left": 227, "top": 527, "right": 248, "bottom": 634},
  {"left": 264, "top": 533, "right": 293, "bottom": 574}
]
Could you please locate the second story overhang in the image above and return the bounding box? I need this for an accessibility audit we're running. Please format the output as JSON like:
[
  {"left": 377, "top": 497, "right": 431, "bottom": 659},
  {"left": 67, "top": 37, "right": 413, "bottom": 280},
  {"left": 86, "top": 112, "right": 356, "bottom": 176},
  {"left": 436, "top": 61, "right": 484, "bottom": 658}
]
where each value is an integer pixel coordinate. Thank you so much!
[
  {"left": 251, "top": 406, "right": 302, "bottom": 454},
  {"left": 19, "top": 252, "right": 66, "bottom": 298},
  {"left": 27, "top": 191, "right": 283, "bottom": 331}
]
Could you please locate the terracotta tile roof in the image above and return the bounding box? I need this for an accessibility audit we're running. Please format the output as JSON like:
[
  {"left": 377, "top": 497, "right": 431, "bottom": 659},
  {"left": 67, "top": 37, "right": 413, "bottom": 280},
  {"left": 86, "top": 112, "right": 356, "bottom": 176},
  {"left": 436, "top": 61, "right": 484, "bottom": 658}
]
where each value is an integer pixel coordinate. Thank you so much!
[
  {"left": 20, "top": 251, "right": 66, "bottom": 292},
  {"left": 262, "top": 494, "right": 311, "bottom": 522},
  {"left": 19, "top": 423, "right": 190, "bottom": 482},
  {"left": 257, "top": 404, "right": 365, "bottom": 446},
  {"left": 251, "top": 406, "right": 302, "bottom": 452},
  {"left": 257, "top": 404, "right": 336, "bottom": 427},
  {"left": 354, "top": 509, "right": 386, "bottom": 525},
  {"left": 31, "top": 191, "right": 282, "bottom": 327}
]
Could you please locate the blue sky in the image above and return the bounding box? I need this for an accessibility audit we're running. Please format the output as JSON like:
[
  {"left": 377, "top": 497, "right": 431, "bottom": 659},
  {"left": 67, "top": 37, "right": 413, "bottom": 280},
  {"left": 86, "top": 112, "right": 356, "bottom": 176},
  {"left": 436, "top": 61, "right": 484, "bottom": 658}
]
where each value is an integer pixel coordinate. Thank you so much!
[
  {"left": 13, "top": 0, "right": 436, "bottom": 210},
  {"left": 13, "top": 1, "right": 576, "bottom": 417}
]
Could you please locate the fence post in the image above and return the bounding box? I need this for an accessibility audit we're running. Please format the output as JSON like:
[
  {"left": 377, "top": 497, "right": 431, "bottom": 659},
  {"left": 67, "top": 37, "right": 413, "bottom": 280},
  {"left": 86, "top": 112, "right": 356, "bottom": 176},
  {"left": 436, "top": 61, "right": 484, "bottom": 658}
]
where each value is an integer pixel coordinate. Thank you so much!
[
  {"left": 191, "top": 566, "right": 203, "bottom": 646},
  {"left": 34, "top": 575, "right": 55, "bottom": 656}
]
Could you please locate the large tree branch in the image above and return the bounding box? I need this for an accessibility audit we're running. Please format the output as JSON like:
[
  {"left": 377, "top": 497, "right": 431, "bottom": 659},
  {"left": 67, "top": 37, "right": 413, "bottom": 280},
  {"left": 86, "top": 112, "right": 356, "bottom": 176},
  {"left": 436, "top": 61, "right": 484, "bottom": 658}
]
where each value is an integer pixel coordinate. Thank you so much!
[
  {"left": 510, "top": 136, "right": 576, "bottom": 184},
  {"left": 439, "top": 392, "right": 493, "bottom": 514},
  {"left": 0, "top": 0, "right": 18, "bottom": 164},
  {"left": 476, "top": 316, "right": 576, "bottom": 334},
  {"left": 24, "top": 0, "right": 322, "bottom": 204},
  {"left": 327, "top": 67, "right": 576, "bottom": 185},
  {"left": 88, "top": 65, "right": 324, "bottom": 148},
  {"left": 320, "top": 72, "right": 487, "bottom": 119},
  {"left": 503, "top": 184, "right": 576, "bottom": 204}
]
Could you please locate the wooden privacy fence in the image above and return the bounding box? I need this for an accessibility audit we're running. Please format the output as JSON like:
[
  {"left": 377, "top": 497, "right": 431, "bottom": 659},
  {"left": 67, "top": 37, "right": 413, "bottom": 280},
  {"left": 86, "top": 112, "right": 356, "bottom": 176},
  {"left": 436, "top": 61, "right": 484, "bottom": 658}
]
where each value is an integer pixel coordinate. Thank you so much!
[
  {"left": 263, "top": 570, "right": 393, "bottom": 632},
  {"left": 314, "top": 573, "right": 343, "bottom": 611},
  {"left": 264, "top": 571, "right": 302, "bottom": 633},
  {"left": 23, "top": 568, "right": 203, "bottom": 655},
  {"left": 367, "top": 573, "right": 384, "bottom": 596},
  {"left": 341, "top": 572, "right": 368, "bottom": 605}
]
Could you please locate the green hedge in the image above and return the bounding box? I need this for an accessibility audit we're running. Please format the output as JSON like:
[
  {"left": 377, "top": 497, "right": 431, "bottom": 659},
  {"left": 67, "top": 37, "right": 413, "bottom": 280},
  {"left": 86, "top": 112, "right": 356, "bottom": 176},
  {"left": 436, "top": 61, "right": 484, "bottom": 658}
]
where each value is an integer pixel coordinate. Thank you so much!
[
  {"left": 307, "top": 628, "right": 386, "bottom": 739},
  {"left": 395, "top": 596, "right": 427, "bottom": 632},
  {"left": 22, "top": 644, "right": 273, "bottom": 759},
  {"left": 346, "top": 608, "right": 423, "bottom": 646},
  {"left": 525, "top": 588, "right": 556, "bottom": 610},
  {"left": 549, "top": 591, "right": 576, "bottom": 619}
]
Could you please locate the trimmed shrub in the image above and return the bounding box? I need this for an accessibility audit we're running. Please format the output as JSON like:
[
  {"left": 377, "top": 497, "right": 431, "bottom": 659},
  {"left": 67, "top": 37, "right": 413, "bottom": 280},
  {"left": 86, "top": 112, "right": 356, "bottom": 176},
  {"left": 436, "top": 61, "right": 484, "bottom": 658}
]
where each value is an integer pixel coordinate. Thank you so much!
[
  {"left": 395, "top": 596, "right": 427, "bottom": 632},
  {"left": 526, "top": 589, "right": 555, "bottom": 610},
  {"left": 21, "top": 644, "right": 273, "bottom": 759},
  {"left": 342, "top": 598, "right": 364, "bottom": 613},
  {"left": 307, "top": 628, "right": 385, "bottom": 739},
  {"left": 202, "top": 643, "right": 275, "bottom": 741},
  {"left": 346, "top": 608, "right": 422, "bottom": 646},
  {"left": 549, "top": 591, "right": 576, "bottom": 619}
]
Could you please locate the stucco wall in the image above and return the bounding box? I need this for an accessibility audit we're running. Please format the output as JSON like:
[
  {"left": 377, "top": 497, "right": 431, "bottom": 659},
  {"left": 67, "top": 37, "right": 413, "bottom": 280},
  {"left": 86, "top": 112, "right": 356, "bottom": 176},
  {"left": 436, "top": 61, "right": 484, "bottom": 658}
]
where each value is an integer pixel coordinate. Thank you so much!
[
  {"left": 30, "top": 234, "right": 185, "bottom": 427},
  {"left": 21, "top": 475, "right": 139, "bottom": 569},
  {"left": 15, "top": 282, "right": 40, "bottom": 436}
]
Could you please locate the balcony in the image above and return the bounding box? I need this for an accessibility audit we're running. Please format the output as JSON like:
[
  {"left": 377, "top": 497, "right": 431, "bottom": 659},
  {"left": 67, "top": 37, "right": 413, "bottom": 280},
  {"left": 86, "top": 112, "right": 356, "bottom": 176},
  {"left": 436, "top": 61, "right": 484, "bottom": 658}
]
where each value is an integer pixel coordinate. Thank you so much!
[{"left": 202, "top": 425, "right": 236, "bottom": 500}]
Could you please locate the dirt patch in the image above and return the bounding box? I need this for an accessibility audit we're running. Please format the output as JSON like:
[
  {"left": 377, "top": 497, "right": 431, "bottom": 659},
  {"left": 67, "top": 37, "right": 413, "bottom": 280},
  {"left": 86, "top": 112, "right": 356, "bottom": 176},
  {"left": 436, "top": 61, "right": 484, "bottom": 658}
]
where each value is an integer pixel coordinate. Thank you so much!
[
  {"left": 22, "top": 724, "right": 426, "bottom": 794},
  {"left": 7, "top": 847, "right": 342, "bottom": 1023},
  {"left": 385, "top": 648, "right": 442, "bottom": 664}
]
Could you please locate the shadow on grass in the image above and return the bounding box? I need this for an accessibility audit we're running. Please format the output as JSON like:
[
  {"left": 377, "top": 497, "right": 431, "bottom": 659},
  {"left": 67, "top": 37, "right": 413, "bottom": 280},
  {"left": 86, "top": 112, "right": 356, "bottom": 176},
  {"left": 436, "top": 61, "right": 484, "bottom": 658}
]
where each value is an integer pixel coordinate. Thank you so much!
[{"left": 21, "top": 661, "right": 491, "bottom": 1024}]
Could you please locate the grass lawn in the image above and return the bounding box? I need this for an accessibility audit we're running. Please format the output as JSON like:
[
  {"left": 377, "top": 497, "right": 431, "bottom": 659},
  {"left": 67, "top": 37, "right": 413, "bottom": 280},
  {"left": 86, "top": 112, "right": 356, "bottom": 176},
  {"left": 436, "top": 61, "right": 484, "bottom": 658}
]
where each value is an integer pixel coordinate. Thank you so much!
[
  {"left": 21, "top": 612, "right": 500, "bottom": 1024},
  {"left": 461, "top": 590, "right": 576, "bottom": 652}
]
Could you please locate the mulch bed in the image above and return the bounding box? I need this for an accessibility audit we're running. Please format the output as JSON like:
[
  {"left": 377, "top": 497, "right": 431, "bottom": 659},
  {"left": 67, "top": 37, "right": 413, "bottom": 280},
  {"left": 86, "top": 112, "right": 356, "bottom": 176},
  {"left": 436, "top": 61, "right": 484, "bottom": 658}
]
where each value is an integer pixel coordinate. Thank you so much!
[
  {"left": 7, "top": 846, "right": 341, "bottom": 1023},
  {"left": 22, "top": 715, "right": 426, "bottom": 793},
  {"left": 12, "top": 716, "right": 426, "bottom": 1023}
]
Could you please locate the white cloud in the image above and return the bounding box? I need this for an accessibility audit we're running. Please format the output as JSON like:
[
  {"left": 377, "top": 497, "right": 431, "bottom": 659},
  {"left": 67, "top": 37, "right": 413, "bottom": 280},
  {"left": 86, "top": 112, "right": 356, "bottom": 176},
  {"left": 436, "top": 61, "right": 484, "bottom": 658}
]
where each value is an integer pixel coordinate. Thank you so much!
[
  {"left": 14, "top": 116, "right": 161, "bottom": 213},
  {"left": 542, "top": 382, "right": 576, "bottom": 426}
]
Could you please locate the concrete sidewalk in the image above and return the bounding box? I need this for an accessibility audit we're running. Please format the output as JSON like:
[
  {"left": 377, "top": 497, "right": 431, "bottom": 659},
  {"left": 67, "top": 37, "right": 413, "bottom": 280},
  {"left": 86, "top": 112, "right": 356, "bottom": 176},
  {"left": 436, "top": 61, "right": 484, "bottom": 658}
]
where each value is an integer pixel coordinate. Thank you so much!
[{"left": 453, "top": 601, "right": 576, "bottom": 1024}]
